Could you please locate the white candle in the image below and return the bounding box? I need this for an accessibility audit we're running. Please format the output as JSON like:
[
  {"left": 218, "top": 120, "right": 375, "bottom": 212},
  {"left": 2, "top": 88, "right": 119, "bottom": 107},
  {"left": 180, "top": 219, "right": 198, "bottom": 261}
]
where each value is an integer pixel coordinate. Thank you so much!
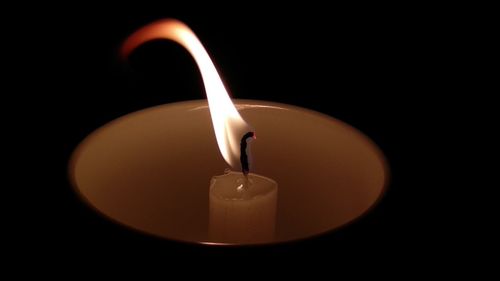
[
  {"left": 209, "top": 171, "right": 277, "bottom": 244},
  {"left": 69, "top": 19, "right": 389, "bottom": 245},
  {"left": 121, "top": 19, "right": 281, "bottom": 244}
]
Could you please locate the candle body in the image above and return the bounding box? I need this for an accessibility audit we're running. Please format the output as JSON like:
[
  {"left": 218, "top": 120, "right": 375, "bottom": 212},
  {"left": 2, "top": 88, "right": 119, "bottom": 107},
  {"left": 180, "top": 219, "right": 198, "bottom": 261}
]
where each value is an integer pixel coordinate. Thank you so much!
[{"left": 209, "top": 171, "right": 278, "bottom": 244}]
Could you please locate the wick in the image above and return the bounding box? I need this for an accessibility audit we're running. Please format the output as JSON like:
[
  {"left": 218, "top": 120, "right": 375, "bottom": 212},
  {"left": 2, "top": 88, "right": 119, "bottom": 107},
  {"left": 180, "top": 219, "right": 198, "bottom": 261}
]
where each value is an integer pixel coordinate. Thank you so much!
[{"left": 240, "top": 132, "right": 255, "bottom": 176}]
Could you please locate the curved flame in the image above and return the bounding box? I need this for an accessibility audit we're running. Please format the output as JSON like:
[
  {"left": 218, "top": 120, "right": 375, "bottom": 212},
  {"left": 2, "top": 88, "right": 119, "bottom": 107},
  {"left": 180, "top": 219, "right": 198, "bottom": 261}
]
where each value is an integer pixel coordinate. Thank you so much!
[{"left": 122, "top": 19, "right": 250, "bottom": 167}]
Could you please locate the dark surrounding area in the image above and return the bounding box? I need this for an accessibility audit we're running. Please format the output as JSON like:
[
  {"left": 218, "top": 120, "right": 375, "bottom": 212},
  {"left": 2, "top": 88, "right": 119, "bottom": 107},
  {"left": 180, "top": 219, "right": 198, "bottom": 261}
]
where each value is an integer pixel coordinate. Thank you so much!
[{"left": 9, "top": 3, "right": 472, "bottom": 267}]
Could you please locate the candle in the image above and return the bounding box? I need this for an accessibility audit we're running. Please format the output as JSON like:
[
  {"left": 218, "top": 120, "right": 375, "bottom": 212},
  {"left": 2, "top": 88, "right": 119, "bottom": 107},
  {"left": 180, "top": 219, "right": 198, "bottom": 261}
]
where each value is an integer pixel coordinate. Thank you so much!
[
  {"left": 69, "top": 19, "right": 389, "bottom": 245},
  {"left": 209, "top": 171, "right": 277, "bottom": 243},
  {"left": 121, "top": 19, "right": 280, "bottom": 244}
]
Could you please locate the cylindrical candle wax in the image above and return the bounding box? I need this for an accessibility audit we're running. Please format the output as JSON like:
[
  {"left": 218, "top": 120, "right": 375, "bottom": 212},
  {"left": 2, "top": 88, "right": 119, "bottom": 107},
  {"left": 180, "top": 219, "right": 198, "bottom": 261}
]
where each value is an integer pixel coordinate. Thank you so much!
[{"left": 209, "top": 171, "right": 278, "bottom": 244}]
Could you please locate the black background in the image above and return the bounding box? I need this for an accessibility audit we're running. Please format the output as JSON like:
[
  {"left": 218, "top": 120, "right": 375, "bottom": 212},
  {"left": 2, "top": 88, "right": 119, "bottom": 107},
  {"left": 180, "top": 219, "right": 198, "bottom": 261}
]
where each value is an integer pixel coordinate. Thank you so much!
[{"left": 10, "top": 3, "right": 467, "bottom": 266}]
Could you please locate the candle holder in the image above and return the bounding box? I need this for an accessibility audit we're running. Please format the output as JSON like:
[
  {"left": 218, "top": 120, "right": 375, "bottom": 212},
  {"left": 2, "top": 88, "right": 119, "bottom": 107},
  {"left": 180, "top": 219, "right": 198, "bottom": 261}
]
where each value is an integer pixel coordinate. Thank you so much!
[{"left": 69, "top": 99, "right": 389, "bottom": 245}]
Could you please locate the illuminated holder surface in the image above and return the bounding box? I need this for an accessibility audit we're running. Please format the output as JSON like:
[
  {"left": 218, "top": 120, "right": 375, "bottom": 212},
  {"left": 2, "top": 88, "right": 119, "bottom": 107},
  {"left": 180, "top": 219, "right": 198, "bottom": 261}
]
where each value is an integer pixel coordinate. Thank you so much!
[{"left": 70, "top": 100, "right": 389, "bottom": 245}]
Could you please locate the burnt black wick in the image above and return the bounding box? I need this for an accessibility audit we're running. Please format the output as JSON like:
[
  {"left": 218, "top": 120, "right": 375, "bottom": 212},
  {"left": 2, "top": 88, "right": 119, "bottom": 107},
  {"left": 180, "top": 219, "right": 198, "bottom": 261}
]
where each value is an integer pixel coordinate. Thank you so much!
[{"left": 240, "top": 132, "right": 255, "bottom": 176}]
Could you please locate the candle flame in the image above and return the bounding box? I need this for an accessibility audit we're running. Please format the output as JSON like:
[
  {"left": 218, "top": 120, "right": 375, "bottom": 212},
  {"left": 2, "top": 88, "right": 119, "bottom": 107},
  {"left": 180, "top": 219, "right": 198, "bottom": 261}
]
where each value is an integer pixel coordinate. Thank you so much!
[{"left": 122, "top": 19, "right": 250, "bottom": 168}]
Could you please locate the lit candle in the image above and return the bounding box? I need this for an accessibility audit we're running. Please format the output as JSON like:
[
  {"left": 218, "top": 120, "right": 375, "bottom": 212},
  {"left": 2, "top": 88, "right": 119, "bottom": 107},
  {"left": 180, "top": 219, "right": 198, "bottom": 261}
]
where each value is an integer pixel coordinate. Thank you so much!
[
  {"left": 121, "top": 19, "right": 279, "bottom": 243},
  {"left": 209, "top": 171, "right": 277, "bottom": 243},
  {"left": 69, "top": 19, "right": 389, "bottom": 245}
]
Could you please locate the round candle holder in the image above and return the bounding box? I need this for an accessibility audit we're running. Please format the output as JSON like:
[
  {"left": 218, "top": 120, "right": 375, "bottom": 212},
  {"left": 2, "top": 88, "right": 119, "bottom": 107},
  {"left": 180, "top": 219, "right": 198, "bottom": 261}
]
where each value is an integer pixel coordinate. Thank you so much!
[{"left": 69, "top": 99, "right": 389, "bottom": 245}]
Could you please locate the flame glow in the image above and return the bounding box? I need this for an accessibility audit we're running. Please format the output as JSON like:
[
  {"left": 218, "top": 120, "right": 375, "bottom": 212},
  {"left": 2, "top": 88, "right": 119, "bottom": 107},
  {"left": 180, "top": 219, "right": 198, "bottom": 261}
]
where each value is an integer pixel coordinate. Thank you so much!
[{"left": 122, "top": 19, "right": 250, "bottom": 167}]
